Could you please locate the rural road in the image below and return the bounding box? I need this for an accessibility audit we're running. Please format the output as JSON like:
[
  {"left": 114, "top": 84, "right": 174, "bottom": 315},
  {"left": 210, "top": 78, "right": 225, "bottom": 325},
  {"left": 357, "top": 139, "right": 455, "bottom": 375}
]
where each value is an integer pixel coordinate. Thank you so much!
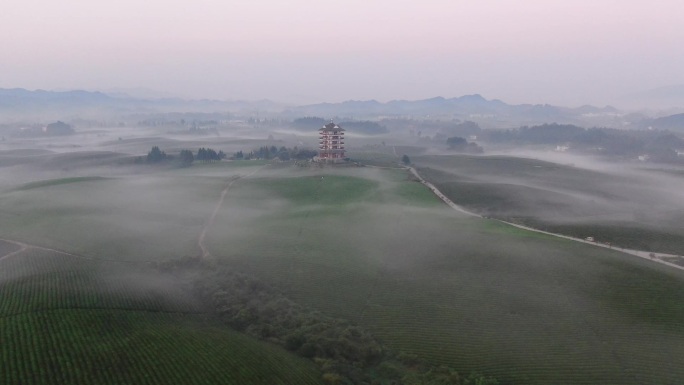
[
  {"left": 408, "top": 166, "right": 684, "bottom": 272},
  {"left": 197, "top": 165, "right": 265, "bottom": 258}
]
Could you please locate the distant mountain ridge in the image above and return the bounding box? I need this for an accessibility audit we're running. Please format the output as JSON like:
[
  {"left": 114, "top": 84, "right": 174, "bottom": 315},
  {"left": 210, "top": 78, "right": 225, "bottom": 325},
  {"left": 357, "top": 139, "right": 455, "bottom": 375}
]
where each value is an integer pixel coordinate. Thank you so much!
[
  {"left": 0, "top": 88, "right": 621, "bottom": 127},
  {"left": 284, "top": 94, "right": 620, "bottom": 127},
  {"left": 0, "top": 88, "right": 114, "bottom": 106},
  {"left": 644, "top": 113, "right": 684, "bottom": 132},
  {"left": 0, "top": 88, "right": 285, "bottom": 120}
]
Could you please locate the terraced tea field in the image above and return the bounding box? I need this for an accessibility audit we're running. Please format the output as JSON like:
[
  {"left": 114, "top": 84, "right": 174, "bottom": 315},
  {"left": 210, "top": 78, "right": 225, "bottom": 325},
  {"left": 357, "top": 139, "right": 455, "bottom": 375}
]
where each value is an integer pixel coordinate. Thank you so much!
[
  {"left": 206, "top": 166, "right": 684, "bottom": 385},
  {"left": 414, "top": 154, "right": 684, "bottom": 254},
  {"left": 0, "top": 243, "right": 322, "bottom": 385},
  {"left": 0, "top": 158, "right": 324, "bottom": 385},
  {"left": 0, "top": 249, "right": 200, "bottom": 316},
  {"left": 1, "top": 309, "right": 322, "bottom": 385},
  {"left": 3, "top": 146, "right": 684, "bottom": 385}
]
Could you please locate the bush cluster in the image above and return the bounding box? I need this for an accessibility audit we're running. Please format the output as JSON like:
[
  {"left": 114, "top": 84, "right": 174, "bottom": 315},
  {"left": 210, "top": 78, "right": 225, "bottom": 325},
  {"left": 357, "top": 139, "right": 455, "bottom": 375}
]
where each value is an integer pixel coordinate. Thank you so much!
[{"left": 156, "top": 257, "right": 501, "bottom": 385}]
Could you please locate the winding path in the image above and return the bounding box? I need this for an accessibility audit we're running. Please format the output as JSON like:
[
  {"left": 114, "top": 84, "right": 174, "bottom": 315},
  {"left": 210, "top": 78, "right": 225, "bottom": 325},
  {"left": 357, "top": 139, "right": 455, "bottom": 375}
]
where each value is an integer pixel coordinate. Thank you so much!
[
  {"left": 0, "top": 237, "right": 99, "bottom": 262},
  {"left": 408, "top": 166, "right": 684, "bottom": 272},
  {"left": 197, "top": 165, "right": 265, "bottom": 258},
  {"left": 0, "top": 165, "right": 267, "bottom": 263},
  {"left": 0, "top": 239, "right": 28, "bottom": 261}
]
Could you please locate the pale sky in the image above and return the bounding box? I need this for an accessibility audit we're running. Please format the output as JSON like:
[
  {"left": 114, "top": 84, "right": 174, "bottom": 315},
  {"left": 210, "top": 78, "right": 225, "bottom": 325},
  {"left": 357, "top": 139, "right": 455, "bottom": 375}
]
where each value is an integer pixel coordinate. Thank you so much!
[{"left": 2, "top": 0, "right": 683, "bottom": 107}]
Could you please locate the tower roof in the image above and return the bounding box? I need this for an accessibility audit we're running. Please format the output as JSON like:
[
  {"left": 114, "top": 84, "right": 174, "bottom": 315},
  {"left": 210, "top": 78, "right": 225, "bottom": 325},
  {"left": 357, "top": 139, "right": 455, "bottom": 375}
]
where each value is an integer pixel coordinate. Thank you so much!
[{"left": 320, "top": 121, "right": 344, "bottom": 131}]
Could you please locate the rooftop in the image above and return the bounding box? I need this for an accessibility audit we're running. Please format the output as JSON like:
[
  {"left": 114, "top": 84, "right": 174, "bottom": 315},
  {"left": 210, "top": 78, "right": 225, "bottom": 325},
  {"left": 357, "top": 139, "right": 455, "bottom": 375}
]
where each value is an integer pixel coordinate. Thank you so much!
[{"left": 320, "top": 121, "right": 344, "bottom": 131}]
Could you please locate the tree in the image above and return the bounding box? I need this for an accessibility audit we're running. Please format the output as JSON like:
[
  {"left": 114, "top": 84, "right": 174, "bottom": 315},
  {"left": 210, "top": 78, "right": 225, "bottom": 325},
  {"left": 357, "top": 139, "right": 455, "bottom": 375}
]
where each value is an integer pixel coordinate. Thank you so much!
[
  {"left": 178, "top": 149, "right": 194, "bottom": 166},
  {"left": 402, "top": 154, "right": 411, "bottom": 165},
  {"left": 278, "top": 149, "right": 291, "bottom": 161},
  {"left": 446, "top": 136, "right": 468, "bottom": 150},
  {"left": 206, "top": 148, "right": 219, "bottom": 161},
  {"left": 197, "top": 148, "right": 207, "bottom": 162},
  {"left": 447, "top": 136, "right": 484, "bottom": 154},
  {"left": 146, "top": 146, "right": 167, "bottom": 163},
  {"left": 45, "top": 121, "right": 74, "bottom": 135},
  {"left": 196, "top": 148, "right": 222, "bottom": 162}
]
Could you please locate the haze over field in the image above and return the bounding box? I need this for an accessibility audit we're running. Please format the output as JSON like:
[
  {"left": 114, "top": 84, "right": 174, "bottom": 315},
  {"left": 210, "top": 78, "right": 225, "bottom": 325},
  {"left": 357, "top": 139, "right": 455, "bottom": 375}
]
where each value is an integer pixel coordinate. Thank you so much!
[
  {"left": 2, "top": 0, "right": 684, "bottom": 108},
  {"left": 3, "top": 1, "right": 684, "bottom": 385}
]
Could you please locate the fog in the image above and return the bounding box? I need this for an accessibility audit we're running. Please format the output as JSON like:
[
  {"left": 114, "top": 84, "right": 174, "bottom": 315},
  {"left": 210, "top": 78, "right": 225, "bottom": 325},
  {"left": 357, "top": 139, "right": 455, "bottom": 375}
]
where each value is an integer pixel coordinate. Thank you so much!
[
  {"left": 3, "top": 0, "right": 684, "bottom": 382},
  {"left": 1, "top": 107, "right": 684, "bottom": 385}
]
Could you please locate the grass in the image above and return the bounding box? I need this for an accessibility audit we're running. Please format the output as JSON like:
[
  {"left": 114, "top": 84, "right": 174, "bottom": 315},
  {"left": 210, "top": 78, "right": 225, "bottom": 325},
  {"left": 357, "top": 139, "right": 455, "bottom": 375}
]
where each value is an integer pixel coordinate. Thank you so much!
[
  {"left": 519, "top": 219, "right": 684, "bottom": 254},
  {"left": 249, "top": 174, "right": 379, "bottom": 205},
  {"left": 0, "top": 240, "right": 21, "bottom": 257},
  {"left": 0, "top": 248, "right": 323, "bottom": 385},
  {"left": 205, "top": 164, "right": 684, "bottom": 385},
  {"left": 0, "top": 153, "right": 324, "bottom": 384},
  {"left": 0, "top": 174, "right": 226, "bottom": 261},
  {"left": 0, "top": 158, "right": 271, "bottom": 262},
  {"left": 348, "top": 148, "right": 401, "bottom": 167},
  {"left": 15, "top": 176, "right": 110, "bottom": 191},
  {"left": 0, "top": 249, "right": 200, "bottom": 316},
  {"left": 3, "top": 147, "right": 684, "bottom": 385},
  {"left": 391, "top": 179, "right": 443, "bottom": 206},
  {"left": 414, "top": 154, "right": 684, "bottom": 253}
]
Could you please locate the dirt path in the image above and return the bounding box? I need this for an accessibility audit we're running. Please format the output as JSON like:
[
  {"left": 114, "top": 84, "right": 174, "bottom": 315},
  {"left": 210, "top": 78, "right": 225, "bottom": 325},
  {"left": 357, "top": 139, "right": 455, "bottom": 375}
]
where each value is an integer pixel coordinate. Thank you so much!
[
  {"left": 197, "top": 166, "right": 265, "bottom": 258},
  {"left": 0, "top": 239, "right": 28, "bottom": 261},
  {"left": 1, "top": 165, "right": 266, "bottom": 263},
  {"left": 408, "top": 167, "right": 481, "bottom": 218},
  {"left": 408, "top": 166, "right": 684, "bottom": 272},
  {"left": 0, "top": 237, "right": 98, "bottom": 262}
]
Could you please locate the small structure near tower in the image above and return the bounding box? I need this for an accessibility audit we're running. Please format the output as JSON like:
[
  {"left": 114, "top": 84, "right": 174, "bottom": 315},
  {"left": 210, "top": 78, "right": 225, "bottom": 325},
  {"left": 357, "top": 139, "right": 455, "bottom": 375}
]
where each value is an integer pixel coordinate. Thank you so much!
[{"left": 316, "top": 121, "right": 346, "bottom": 163}]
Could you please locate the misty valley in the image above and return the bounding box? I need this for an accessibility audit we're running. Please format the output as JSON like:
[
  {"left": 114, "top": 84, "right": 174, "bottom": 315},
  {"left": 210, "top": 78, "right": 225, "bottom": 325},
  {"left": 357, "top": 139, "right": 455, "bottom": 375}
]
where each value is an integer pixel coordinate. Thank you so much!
[{"left": 1, "top": 92, "right": 684, "bottom": 385}]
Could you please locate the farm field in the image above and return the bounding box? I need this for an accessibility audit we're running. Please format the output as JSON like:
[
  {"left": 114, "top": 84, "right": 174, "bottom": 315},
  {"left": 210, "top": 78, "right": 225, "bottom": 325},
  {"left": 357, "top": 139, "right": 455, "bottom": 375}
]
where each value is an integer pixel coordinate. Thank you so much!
[
  {"left": 0, "top": 158, "right": 270, "bottom": 261},
  {"left": 0, "top": 309, "right": 322, "bottom": 385},
  {"left": 2, "top": 142, "right": 684, "bottom": 385},
  {"left": 0, "top": 147, "right": 323, "bottom": 385},
  {"left": 0, "top": 236, "right": 322, "bottom": 385},
  {"left": 205, "top": 164, "right": 684, "bottom": 385},
  {"left": 414, "top": 154, "right": 684, "bottom": 254}
]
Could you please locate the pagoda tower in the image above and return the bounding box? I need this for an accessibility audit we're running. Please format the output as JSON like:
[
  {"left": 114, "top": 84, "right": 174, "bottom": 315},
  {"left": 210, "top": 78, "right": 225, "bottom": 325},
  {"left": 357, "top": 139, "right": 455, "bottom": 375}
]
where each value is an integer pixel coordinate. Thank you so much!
[{"left": 318, "top": 121, "right": 345, "bottom": 161}]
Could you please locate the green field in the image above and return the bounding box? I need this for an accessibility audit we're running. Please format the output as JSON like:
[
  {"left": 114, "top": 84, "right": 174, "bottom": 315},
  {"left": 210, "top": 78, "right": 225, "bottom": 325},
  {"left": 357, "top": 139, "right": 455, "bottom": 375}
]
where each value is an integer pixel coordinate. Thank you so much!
[
  {"left": 0, "top": 161, "right": 273, "bottom": 261},
  {"left": 0, "top": 154, "right": 324, "bottom": 385},
  {"left": 205, "top": 165, "right": 684, "bottom": 385},
  {"left": 414, "top": 154, "right": 684, "bottom": 254},
  {"left": 0, "top": 245, "right": 322, "bottom": 385},
  {"left": 1, "top": 309, "right": 322, "bottom": 385},
  {"left": 2, "top": 147, "right": 684, "bottom": 385}
]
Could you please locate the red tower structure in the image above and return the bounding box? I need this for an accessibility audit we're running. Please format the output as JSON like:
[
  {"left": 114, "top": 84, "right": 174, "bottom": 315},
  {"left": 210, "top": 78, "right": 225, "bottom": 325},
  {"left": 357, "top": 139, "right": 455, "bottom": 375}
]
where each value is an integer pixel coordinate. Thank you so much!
[{"left": 318, "top": 121, "right": 345, "bottom": 161}]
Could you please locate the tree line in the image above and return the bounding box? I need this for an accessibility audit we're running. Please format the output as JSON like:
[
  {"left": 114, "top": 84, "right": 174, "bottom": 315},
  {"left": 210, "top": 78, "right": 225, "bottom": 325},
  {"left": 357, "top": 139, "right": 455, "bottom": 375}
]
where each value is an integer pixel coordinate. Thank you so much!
[
  {"left": 136, "top": 145, "right": 319, "bottom": 166},
  {"left": 135, "top": 146, "right": 225, "bottom": 166},
  {"left": 232, "top": 145, "right": 318, "bottom": 161},
  {"left": 485, "top": 123, "right": 684, "bottom": 163}
]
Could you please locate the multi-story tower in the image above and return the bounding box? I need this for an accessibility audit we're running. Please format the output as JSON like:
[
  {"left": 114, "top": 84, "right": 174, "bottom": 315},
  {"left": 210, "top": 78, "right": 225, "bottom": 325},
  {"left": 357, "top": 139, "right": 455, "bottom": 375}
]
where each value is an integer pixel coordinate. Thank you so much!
[{"left": 318, "top": 121, "right": 345, "bottom": 161}]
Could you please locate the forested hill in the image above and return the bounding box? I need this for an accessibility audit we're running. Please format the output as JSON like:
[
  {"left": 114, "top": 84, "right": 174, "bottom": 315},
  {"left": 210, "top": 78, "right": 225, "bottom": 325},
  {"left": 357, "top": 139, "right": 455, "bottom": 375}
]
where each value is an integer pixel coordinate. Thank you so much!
[{"left": 644, "top": 113, "right": 684, "bottom": 132}]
